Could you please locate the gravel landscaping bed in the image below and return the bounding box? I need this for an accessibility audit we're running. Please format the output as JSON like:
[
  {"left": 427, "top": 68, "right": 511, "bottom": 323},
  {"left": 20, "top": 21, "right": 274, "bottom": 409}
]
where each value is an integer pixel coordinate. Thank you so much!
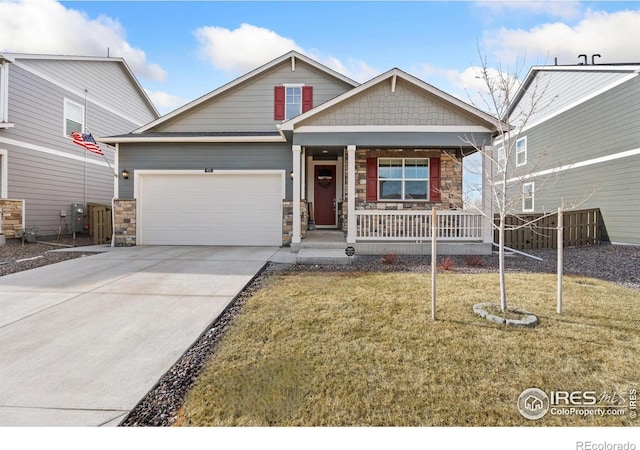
[
  {"left": 121, "top": 243, "right": 640, "bottom": 427},
  {"left": 0, "top": 236, "right": 96, "bottom": 277}
]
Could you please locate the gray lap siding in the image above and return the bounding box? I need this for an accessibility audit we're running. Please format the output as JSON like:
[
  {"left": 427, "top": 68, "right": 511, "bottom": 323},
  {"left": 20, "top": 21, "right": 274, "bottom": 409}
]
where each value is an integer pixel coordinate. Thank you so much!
[{"left": 117, "top": 142, "right": 293, "bottom": 199}]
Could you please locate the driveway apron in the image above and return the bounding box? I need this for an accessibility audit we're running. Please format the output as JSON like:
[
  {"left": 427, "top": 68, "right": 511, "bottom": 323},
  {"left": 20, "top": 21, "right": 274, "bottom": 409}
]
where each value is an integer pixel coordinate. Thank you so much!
[{"left": 0, "top": 245, "right": 277, "bottom": 426}]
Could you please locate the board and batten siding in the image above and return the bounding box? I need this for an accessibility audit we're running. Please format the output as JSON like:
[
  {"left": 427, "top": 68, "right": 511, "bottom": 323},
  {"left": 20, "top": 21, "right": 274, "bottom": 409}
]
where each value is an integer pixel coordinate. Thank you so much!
[
  {"left": 0, "top": 60, "right": 156, "bottom": 235},
  {"left": 117, "top": 142, "right": 293, "bottom": 199},
  {"left": 505, "top": 75, "right": 640, "bottom": 245},
  {"left": 154, "top": 60, "right": 354, "bottom": 133}
]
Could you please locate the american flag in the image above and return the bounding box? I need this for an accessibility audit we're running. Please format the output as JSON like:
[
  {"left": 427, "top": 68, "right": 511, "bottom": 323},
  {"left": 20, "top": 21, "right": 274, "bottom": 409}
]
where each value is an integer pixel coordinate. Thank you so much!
[{"left": 70, "top": 132, "right": 103, "bottom": 155}]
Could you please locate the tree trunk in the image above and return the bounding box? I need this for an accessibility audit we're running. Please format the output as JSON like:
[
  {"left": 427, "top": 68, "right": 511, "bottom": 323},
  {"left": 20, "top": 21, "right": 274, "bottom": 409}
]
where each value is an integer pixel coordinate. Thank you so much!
[{"left": 499, "top": 214, "right": 507, "bottom": 312}]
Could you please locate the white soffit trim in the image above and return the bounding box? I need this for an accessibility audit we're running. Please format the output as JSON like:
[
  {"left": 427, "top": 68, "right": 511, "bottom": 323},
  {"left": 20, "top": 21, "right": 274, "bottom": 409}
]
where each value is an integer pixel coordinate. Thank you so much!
[
  {"left": 500, "top": 146, "right": 640, "bottom": 184},
  {"left": 98, "top": 135, "right": 286, "bottom": 144},
  {"left": 12, "top": 60, "right": 149, "bottom": 127},
  {"left": 294, "top": 125, "right": 492, "bottom": 133},
  {"left": 0, "top": 136, "right": 110, "bottom": 168}
]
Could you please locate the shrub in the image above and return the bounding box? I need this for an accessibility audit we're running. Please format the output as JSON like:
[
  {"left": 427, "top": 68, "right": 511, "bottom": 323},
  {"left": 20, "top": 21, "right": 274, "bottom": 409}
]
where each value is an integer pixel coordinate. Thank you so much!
[
  {"left": 438, "top": 256, "right": 456, "bottom": 271},
  {"left": 464, "top": 255, "right": 486, "bottom": 267},
  {"left": 381, "top": 252, "right": 398, "bottom": 265}
]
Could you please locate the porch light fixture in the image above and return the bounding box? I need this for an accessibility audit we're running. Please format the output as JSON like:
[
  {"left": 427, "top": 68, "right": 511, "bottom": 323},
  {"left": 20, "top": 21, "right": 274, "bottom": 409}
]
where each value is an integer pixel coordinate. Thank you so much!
[
  {"left": 290, "top": 171, "right": 294, "bottom": 179},
  {"left": 121, "top": 169, "right": 129, "bottom": 180}
]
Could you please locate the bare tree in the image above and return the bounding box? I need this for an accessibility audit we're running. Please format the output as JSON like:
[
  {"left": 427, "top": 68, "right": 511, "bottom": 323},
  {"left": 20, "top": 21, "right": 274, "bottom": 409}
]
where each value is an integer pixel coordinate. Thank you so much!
[{"left": 459, "top": 53, "right": 566, "bottom": 312}]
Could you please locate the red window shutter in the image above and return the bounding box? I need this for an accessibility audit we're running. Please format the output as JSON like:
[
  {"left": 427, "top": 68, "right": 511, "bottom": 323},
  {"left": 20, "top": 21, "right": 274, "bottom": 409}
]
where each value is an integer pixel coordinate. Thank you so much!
[
  {"left": 274, "top": 86, "right": 285, "bottom": 120},
  {"left": 366, "top": 157, "right": 378, "bottom": 202},
  {"left": 429, "top": 157, "right": 441, "bottom": 202},
  {"left": 302, "top": 86, "right": 313, "bottom": 113}
]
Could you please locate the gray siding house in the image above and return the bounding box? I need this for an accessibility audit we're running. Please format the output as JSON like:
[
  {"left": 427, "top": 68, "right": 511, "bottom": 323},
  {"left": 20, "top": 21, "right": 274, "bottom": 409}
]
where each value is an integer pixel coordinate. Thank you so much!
[
  {"left": 102, "top": 51, "right": 501, "bottom": 254},
  {"left": 0, "top": 53, "right": 158, "bottom": 239},
  {"left": 499, "top": 63, "right": 640, "bottom": 245}
]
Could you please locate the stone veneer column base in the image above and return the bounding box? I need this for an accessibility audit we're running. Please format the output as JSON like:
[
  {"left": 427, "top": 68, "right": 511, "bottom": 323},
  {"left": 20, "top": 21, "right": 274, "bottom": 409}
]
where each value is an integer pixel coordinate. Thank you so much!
[
  {"left": 113, "top": 199, "right": 137, "bottom": 246},
  {"left": 282, "top": 200, "right": 308, "bottom": 248},
  {"left": 0, "top": 199, "right": 25, "bottom": 239}
]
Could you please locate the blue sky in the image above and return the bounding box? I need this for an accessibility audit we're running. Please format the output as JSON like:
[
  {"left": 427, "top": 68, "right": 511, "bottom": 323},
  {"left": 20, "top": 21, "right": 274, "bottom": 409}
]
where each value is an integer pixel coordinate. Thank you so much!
[{"left": 2, "top": 0, "right": 640, "bottom": 115}]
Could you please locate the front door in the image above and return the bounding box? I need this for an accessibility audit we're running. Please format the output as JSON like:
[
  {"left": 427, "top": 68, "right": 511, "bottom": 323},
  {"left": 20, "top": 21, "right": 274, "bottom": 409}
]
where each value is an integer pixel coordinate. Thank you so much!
[{"left": 314, "top": 165, "right": 336, "bottom": 226}]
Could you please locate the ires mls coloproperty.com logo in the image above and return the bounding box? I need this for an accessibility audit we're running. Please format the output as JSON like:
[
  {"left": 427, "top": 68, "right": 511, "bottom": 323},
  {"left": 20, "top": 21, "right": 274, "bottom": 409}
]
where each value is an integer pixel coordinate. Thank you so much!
[{"left": 517, "top": 387, "right": 638, "bottom": 420}]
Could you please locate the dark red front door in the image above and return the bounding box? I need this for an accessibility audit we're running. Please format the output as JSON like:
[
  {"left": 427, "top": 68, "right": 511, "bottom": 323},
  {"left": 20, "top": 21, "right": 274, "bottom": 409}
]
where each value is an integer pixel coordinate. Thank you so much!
[{"left": 314, "top": 165, "right": 336, "bottom": 226}]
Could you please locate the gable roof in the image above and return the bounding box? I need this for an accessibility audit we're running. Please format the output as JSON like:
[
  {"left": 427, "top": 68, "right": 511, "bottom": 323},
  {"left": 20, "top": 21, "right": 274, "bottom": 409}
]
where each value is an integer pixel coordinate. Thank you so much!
[
  {"left": 279, "top": 68, "right": 503, "bottom": 132},
  {"left": 134, "top": 50, "right": 360, "bottom": 134},
  {"left": 507, "top": 63, "right": 640, "bottom": 130},
  {"left": 0, "top": 52, "right": 159, "bottom": 119}
]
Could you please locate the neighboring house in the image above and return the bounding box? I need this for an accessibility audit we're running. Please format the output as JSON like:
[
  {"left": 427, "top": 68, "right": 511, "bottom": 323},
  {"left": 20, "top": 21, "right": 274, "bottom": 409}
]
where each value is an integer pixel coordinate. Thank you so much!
[
  {"left": 102, "top": 51, "right": 501, "bottom": 254},
  {"left": 500, "top": 62, "right": 640, "bottom": 245},
  {"left": 0, "top": 53, "right": 158, "bottom": 239}
]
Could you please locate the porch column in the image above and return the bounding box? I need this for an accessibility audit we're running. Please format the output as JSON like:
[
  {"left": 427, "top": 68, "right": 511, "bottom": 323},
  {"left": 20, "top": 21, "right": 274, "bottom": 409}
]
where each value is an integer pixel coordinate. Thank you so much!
[
  {"left": 346, "top": 145, "right": 356, "bottom": 244},
  {"left": 292, "top": 145, "right": 302, "bottom": 251},
  {"left": 482, "top": 146, "right": 494, "bottom": 245}
]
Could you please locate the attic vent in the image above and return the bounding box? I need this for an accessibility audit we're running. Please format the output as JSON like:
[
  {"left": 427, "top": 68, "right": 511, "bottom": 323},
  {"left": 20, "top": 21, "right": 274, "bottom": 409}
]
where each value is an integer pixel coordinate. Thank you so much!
[{"left": 577, "top": 54, "right": 601, "bottom": 65}]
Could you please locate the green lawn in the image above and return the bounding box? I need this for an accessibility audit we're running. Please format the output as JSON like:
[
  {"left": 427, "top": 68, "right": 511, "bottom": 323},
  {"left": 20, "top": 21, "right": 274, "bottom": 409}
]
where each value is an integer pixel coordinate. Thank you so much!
[{"left": 177, "top": 272, "right": 639, "bottom": 426}]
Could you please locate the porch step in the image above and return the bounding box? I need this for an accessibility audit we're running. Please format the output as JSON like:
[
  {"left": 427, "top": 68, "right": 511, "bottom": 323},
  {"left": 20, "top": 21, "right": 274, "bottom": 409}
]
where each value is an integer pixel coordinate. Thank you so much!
[{"left": 296, "top": 248, "right": 352, "bottom": 265}]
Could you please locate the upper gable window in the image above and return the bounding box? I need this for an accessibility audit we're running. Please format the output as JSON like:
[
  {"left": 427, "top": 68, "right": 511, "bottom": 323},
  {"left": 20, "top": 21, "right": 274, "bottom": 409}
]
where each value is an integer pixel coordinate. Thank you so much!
[
  {"left": 64, "top": 98, "right": 84, "bottom": 136},
  {"left": 274, "top": 85, "right": 313, "bottom": 121},
  {"left": 285, "top": 85, "right": 302, "bottom": 120},
  {"left": 516, "top": 137, "right": 527, "bottom": 167}
]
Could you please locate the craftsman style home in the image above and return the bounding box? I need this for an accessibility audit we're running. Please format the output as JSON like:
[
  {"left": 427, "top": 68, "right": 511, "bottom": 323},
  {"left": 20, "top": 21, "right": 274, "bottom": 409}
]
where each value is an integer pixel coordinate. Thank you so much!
[
  {"left": 0, "top": 53, "right": 158, "bottom": 240},
  {"left": 102, "top": 51, "right": 501, "bottom": 254}
]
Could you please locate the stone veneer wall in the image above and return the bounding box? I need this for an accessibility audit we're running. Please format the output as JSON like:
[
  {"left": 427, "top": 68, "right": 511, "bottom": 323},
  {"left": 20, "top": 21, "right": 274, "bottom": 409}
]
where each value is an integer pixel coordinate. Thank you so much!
[
  {"left": 113, "top": 199, "right": 136, "bottom": 246},
  {"left": 0, "top": 199, "right": 25, "bottom": 238},
  {"left": 282, "top": 200, "right": 308, "bottom": 246},
  {"left": 342, "top": 148, "right": 464, "bottom": 232}
]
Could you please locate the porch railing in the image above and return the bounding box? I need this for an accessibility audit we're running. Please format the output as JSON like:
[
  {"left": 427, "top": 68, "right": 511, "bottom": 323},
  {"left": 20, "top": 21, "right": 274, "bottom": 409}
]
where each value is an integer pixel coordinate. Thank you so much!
[{"left": 355, "top": 210, "right": 484, "bottom": 241}]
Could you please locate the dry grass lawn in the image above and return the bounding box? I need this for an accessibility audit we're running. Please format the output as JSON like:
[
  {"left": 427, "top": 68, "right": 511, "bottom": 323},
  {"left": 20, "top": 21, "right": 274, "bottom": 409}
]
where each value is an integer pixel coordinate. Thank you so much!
[{"left": 178, "top": 272, "right": 639, "bottom": 426}]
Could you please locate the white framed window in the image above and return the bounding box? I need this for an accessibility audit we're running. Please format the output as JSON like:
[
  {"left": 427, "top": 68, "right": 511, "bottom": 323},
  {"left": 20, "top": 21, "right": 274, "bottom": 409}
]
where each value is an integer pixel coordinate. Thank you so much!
[
  {"left": 0, "top": 62, "right": 8, "bottom": 123},
  {"left": 378, "top": 158, "right": 429, "bottom": 201},
  {"left": 285, "top": 85, "right": 302, "bottom": 120},
  {"left": 64, "top": 98, "right": 84, "bottom": 136},
  {"left": 522, "top": 182, "right": 534, "bottom": 212},
  {"left": 516, "top": 137, "right": 527, "bottom": 167}
]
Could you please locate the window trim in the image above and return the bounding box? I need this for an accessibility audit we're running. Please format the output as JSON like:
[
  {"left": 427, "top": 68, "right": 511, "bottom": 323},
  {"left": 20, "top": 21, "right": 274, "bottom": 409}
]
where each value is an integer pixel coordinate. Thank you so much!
[
  {"left": 284, "top": 83, "right": 304, "bottom": 121},
  {"left": 0, "top": 62, "right": 8, "bottom": 123},
  {"left": 377, "top": 157, "right": 430, "bottom": 202},
  {"left": 515, "top": 137, "right": 527, "bottom": 167},
  {"left": 63, "top": 98, "right": 84, "bottom": 137},
  {"left": 522, "top": 182, "right": 535, "bottom": 212},
  {"left": 496, "top": 145, "right": 506, "bottom": 171}
]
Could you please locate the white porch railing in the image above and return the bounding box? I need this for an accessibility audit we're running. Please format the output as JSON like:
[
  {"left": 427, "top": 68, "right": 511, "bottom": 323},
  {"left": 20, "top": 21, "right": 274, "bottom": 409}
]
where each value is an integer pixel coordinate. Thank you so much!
[{"left": 355, "top": 210, "right": 484, "bottom": 241}]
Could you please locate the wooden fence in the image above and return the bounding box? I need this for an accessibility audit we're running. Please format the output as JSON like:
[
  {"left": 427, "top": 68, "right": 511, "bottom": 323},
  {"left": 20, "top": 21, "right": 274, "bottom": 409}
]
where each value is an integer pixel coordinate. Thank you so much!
[
  {"left": 494, "top": 208, "right": 601, "bottom": 250},
  {"left": 88, "top": 203, "right": 112, "bottom": 245}
]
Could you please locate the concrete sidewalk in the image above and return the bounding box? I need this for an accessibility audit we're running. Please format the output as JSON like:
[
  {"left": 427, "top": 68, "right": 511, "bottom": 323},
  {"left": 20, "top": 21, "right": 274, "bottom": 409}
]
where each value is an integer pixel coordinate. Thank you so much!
[{"left": 0, "top": 245, "right": 278, "bottom": 426}]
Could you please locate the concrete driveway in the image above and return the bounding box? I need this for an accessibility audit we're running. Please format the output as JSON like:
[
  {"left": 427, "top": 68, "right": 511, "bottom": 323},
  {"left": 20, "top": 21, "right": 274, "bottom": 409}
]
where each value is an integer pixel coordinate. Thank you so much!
[{"left": 0, "top": 245, "right": 279, "bottom": 426}]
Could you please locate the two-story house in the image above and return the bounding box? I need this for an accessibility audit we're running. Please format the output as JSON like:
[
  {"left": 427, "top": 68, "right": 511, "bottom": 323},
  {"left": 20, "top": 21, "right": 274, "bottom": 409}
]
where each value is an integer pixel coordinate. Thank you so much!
[
  {"left": 102, "top": 51, "right": 502, "bottom": 255},
  {"left": 499, "top": 62, "right": 640, "bottom": 246},
  {"left": 0, "top": 53, "right": 158, "bottom": 240}
]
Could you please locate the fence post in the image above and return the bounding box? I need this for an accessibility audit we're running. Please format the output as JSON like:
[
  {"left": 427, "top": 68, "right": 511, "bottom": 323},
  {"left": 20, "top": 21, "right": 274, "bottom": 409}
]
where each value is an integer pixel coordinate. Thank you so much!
[
  {"left": 431, "top": 208, "right": 437, "bottom": 321},
  {"left": 557, "top": 208, "right": 563, "bottom": 315}
]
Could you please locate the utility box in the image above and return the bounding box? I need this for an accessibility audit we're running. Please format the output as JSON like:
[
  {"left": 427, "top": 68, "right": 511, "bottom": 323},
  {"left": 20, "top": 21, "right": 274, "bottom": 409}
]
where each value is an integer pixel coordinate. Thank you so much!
[{"left": 71, "top": 203, "right": 88, "bottom": 233}]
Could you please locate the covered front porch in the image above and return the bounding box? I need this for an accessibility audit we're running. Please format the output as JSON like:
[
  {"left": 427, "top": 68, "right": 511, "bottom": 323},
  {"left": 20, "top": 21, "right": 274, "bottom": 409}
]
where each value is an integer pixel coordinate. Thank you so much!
[{"left": 289, "top": 144, "right": 493, "bottom": 257}]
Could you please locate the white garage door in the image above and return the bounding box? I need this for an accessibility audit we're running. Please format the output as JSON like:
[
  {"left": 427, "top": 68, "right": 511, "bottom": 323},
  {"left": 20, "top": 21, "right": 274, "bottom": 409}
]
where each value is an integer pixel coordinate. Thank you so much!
[{"left": 137, "top": 171, "right": 284, "bottom": 246}]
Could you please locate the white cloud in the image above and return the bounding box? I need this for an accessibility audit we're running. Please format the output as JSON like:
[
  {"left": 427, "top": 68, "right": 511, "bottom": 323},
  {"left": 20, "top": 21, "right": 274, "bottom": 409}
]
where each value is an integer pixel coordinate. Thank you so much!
[
  {"left": 194, "top": 23, "right": 379, "bottom": 83},
  {"left": 195, "top": 23, "right": 303, "bottom": 72},
  {"left": 145, "top": 89, "right": 190, "bottom": 114},
  {"left": 0, "top": 0, "right": 165, "bottom": 81},
  {"left": 483, "top": 9, "right": 640, "bottom": 66}
]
